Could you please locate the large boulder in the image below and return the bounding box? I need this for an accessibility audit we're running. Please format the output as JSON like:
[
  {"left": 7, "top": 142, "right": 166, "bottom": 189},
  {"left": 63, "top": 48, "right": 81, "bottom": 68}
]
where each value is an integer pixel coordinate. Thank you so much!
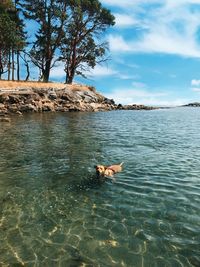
[{"left": 19, "top": 104, "right": 37, "bottom": 112}]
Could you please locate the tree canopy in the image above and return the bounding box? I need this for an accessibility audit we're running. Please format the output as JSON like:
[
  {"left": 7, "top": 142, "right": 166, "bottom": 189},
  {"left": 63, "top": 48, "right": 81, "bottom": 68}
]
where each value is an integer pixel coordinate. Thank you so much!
[
  {"left": 22, "top": 0, "right": 68, "bottom": 82},
  {"left": 61, "top": 0, "right": 115, "bottom": 84},
  {"left": 0, "top": 0, "right": 26, "bottom": 80},
  {"left": 0, "top": 0, "right": 115, "bottom": 83}
]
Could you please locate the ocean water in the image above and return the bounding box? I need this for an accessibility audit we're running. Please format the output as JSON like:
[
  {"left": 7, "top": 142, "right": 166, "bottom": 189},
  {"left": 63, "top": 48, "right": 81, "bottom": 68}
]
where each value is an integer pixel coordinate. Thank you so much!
[{"left": 0, "top": 108, "right": 200, "bottom": 267}]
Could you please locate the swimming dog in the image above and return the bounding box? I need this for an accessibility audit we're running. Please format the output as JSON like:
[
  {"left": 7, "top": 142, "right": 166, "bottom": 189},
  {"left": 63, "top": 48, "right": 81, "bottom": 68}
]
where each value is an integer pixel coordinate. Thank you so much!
[{"left": 95, "top": 162, "right": 124, "bottom": 178}]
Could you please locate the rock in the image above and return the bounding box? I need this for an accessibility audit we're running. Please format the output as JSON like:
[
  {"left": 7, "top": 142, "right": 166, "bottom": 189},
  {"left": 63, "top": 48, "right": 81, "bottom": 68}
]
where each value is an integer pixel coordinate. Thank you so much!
[
  {"left": 0, "top": 103, "right": 7, "bottom": 114},
  {"left": 42, "top": 102, "right": 55, "bottom": 111},
  {"left": 0, "top": 117, "right": 11, "bottom": 122},
  {"left": 35, "top": 89, "right": 46, "bottom": 97},
  {"left": 76, "top": 90, "right": 99, "bottom": 103},
  {"left": 55, "top": 106, "right": 69, "bottom": 112},
  {"left": 48, "top": 92, "right": 57, "bottom": 100},
  {"left": 16, "top": 111, "right": 23, "bottom": 115},
  {"left": 60, "top": 89, "right": 76, "bottom": 102},
  {"left": 122, "top": 104, "right": 156, "bottom": 110},
  {"left": 8, "top": 95, "right": 20, "bottom": 104},
  {"left": 0, "top": 94, "right": 9, "bottom": 103},
  {"left": 117, "top": 104, "right": 123, "bottom": 110},
  {"left": 20, "top": 104, "right": 37, "bottom": 112},
  {"left": 183, "top": 102, "right": 200, "bottom": 107},
  {"left": 0, "top": 84, "right": 157, "bottom": 114},
  {"left": 103, "top": 98, "right": 115, "bottom": 105},
  {"left": 8, "top": 104, "right": 19, "bottom": 113}
]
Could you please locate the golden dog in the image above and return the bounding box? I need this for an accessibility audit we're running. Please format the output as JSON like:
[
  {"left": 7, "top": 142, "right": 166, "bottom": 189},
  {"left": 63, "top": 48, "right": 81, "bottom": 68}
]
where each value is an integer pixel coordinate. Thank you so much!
[{"left": 95, "top": 162, "right": 124, "bottom": 178}]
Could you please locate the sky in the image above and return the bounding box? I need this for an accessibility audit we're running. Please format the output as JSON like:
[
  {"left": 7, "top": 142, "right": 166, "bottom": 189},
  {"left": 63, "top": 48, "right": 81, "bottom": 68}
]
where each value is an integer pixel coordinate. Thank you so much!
[{"left": 32, "top": 1, "right": 200, "bottom": 105}]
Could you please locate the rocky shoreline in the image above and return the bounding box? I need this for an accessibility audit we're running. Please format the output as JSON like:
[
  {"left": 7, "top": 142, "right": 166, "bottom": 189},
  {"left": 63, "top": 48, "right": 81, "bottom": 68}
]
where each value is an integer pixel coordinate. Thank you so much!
[
  {"left": 182, "top": 102, "right": 200, "bottom": 107},
  {"left": 0, "top": 85, "right": 156, "bottom": 120}
]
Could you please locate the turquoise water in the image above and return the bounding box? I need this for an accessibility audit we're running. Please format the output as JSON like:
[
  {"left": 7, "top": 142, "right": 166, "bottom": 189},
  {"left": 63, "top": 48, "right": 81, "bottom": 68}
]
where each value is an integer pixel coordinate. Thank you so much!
[{"left": 0, "top": 108, "right": 200, "bottom": 267}]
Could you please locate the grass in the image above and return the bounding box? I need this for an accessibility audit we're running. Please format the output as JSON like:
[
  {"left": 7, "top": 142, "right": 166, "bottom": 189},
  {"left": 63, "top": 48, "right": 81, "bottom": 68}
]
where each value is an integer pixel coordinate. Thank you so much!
[{"left": 0, "top": 80, "right": 93, "bottom": 91}]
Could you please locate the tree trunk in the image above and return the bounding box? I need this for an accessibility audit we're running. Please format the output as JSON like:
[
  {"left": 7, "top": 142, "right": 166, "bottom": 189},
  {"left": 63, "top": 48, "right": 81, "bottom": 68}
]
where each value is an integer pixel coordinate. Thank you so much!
[
  {"left": 65, "top": 45, "right": 76, "bottom": 84},
  {"left": 11, "top": 48, "right": 15, "bottom": 81},
  {"left": 65, "top": 64, "right": 75, "bottom": 84},
  {"left": 8, "top": 50, "right": 11, "bottom": 81},
  {"left": 25, "top": 61, "right": 30, "bottom": 81},
  {"left": 42, "top": 70, "right": 49, "bottom": 83},
  {"left": 0, "top": 50, "right": 2, "bottom": 79},
  {"left": 42, "top": 61, "right": 51, "bottom": 82},
  {"left": 17, "top": 50, "right": 20, "bottom": 81},
  {"left": 65, "top": 74, "right": 73, "bottom": 84}
]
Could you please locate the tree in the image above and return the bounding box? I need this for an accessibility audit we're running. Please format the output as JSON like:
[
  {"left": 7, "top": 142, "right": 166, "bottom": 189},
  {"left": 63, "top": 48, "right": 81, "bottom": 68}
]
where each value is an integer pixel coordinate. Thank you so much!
[
  {"left": 14, "top": 0, "right": 27, "bottom": 81},
  {"left": 0, "top": 0, "right": 26, "bottom": 80},
  {"left": 60, "top": 0, "right": 115, "bottom": 84},
  {"left": 0, "top": 1, "right": 14, "bottom": 79},
  {"left": 0, "top": 0, "right": 13, "bottom": 10},
  {"left": 22, "top": 0, "right": 68, "bottom": 82}
]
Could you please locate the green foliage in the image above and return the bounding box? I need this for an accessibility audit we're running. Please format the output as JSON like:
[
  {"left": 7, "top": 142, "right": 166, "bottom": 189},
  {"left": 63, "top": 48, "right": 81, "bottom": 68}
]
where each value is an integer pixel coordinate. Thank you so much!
[
  {"left": 0, "top": 1, "right": 26, "bottom": 78},
  {"left": 0, "top": 0, "right": 13, "bottom": 11},
  {"left": 22, "top": 0, "right": 68, "bottom": 82},
  {"left": 0, "top": 13, "right": 14, "bottom": 46},
  {"left": 61, "top": 0, "right": 115, "bottom": 83},
  {"left": 0, "top": 0, "right": 115, "bottom": 82},
  {"left": 0, "top": 1, "right": 16, "bottom": 48}
]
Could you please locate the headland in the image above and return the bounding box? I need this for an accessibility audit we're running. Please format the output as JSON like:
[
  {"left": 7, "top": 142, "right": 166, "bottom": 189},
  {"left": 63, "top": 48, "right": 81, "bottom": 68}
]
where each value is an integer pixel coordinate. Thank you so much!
[{"left": 0, "top": 81, "right": 156, "bottom": 121}]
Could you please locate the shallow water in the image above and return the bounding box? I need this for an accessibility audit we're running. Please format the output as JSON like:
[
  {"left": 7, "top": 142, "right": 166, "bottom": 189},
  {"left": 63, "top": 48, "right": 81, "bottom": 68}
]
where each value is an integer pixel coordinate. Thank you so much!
[{"left": 0, "top": 109, "right": 200, "bottom": 267}]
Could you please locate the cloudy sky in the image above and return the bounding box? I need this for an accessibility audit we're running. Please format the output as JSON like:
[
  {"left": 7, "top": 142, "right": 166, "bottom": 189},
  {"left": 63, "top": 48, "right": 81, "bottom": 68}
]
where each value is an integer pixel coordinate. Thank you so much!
[{"left": 52, "top": 0, "right": 200, "bottom": 106}]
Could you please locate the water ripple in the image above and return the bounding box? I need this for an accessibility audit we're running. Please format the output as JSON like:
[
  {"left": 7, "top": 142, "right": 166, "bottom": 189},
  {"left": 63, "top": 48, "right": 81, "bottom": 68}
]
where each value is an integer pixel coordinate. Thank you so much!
[{"left": 0, "top": 109, "right": 200, "bottom": 266}]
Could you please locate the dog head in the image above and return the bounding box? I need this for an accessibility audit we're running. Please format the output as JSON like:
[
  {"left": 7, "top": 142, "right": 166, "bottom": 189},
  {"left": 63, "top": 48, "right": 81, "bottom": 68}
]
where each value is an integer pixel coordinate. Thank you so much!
[{"left": 94, "top": 165, "right": 106, "bottom": 175}]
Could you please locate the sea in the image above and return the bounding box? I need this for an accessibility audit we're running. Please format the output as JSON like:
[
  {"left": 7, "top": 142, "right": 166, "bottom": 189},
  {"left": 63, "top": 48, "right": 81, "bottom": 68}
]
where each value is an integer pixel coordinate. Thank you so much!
[{"left": 0, "top": 108, "right": 200, "bottom": 266}]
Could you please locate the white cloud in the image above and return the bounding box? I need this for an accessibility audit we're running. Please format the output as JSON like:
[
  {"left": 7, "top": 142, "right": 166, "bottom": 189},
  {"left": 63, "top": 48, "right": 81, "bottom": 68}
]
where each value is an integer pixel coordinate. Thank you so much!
[
  {"left": 102, "top": 0, "right": 200, "bottom": 8},
  {"left": 118, "top": 74, "right": 139, "bottom": 80},
  {"left": 191, "top": 80, "right": 200, "bottom": 92},
  {"left": 132, "top": 81, "right": 147, "bottom": 89},
  {"left": 108, "top": 35, "right": 132, "bottom": 52},
  {"left": 51, "top": 64, "right": 117, "bottom": 80},
  {"left": 51, "top": 63, "right": 65, "bottom": 79},
  {"left": 114, "top": 13, "right": 139, "bottom": 28},
  {"left": 191, "top": 79, "right": 200, "bottom": 86},
  {"left": 107, "top": 0, "right": 200, "bottom": 58},
  {"left": 100, "top": 0, "right": 137, "bottom": 7},
  {"left": 192, "top": 87, "right": 200, "bottom": 92},
  {"left": 165, "top": 0, "right": 200, "bottom": 8},
  {"left": 88, "top": 65, "right": 140, "bottom": 80},
  {"left": 104, "top": 87, "right": 187, "bottom": 106},
  {"left": 88, "top": 65, "right": 117, "bottom": 77},
  {"left": 101, "top": 0, "right": 161, "bottom": 8},
  {"left": 109, "top": 27, "right": 200, "bottom": 58}
]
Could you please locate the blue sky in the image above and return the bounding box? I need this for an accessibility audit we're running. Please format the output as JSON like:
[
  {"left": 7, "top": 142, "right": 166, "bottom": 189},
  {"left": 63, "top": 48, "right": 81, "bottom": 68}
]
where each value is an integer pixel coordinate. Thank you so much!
[{"left": 35, "top": 1, "right": 200, "bottom": 105}]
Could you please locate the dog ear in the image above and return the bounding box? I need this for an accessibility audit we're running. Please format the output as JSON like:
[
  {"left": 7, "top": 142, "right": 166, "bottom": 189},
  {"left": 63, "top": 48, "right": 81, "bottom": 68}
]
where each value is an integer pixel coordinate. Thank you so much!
[{"left": 94, "top": 165, "right": 97, "bottom": 168}]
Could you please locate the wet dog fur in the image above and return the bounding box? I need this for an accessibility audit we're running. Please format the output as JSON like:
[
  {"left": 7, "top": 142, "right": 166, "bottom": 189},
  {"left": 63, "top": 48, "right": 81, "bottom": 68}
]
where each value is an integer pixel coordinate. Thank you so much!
[{"left": 95, "top": 162, "right": 124, "bottom": 179}]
